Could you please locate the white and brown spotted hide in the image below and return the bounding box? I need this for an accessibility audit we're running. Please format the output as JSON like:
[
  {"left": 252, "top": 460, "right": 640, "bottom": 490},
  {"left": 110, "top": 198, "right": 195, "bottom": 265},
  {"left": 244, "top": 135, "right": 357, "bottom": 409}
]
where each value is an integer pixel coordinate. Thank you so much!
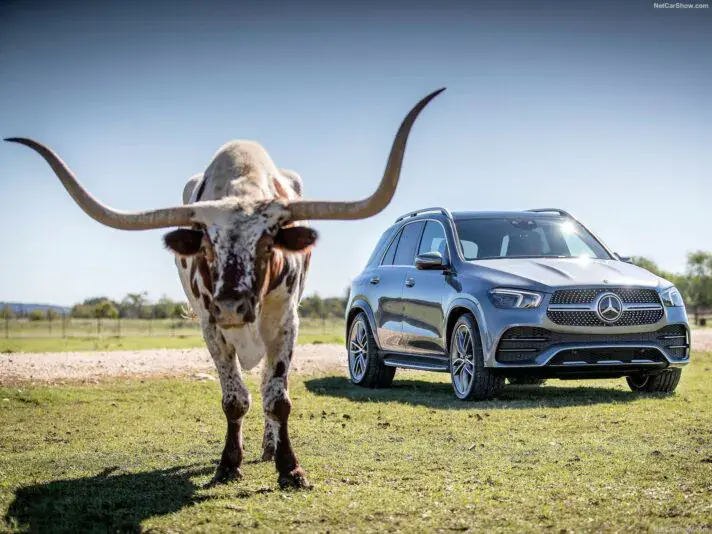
[{"left": 173, "top": 141, "right": 313, "bottom": 488}]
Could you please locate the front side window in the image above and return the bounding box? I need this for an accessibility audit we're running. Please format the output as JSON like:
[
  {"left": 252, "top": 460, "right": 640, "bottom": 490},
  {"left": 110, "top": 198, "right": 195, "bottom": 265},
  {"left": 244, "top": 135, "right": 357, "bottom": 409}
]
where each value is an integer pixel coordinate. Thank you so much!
[
  {"left": 417, "top": 221, "right": 448, "bottom": 259},
  {"left": 393, "top": 221, "right": 424, "bottom": 265},
  {"left": 455, "top": 217, "right": 611, "bottom": 261}
]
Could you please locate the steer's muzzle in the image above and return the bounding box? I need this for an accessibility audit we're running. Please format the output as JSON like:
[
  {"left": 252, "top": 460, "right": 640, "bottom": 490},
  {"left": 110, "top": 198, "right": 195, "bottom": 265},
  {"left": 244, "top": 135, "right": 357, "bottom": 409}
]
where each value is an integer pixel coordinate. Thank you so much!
[{"left": 211, "top": 297, "right": 256, "bottom": 327}]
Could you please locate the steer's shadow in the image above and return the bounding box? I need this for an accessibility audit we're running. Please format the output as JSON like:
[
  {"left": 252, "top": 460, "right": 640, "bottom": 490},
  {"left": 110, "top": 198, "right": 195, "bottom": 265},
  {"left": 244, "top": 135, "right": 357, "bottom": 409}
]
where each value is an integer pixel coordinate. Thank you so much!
[
  {"left": 305, "top": 375, "right": 639, "bottom": 409},
  {"left": 5, "top": 464, "right": 212, "bottom": 533}
]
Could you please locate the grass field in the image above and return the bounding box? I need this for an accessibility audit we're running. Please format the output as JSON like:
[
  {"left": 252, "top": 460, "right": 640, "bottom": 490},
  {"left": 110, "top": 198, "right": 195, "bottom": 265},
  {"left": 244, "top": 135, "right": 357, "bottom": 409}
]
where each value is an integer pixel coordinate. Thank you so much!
[
  {"left": 1, "top": 352, "right": 710, "bottom": 532},
  {"left": 0, "top": 318, "right": 344, "bottom": 353}
]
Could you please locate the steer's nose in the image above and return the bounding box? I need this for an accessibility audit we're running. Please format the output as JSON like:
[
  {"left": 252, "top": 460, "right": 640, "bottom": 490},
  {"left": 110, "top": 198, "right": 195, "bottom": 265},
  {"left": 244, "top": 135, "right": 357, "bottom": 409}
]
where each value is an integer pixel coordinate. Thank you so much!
[{"left": 211, "top": 298, "right": 256, "bottom": 326}]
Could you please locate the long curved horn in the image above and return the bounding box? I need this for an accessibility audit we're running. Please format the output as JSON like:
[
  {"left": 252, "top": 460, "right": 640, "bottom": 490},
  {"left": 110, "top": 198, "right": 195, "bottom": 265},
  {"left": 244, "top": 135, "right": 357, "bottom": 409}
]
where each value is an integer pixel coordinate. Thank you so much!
[
  {"left": 4, "top": 137, "right": 197, "bottom": 230},
  {"left": 288, "top": 87, "right": 445, "bottom": 221}
]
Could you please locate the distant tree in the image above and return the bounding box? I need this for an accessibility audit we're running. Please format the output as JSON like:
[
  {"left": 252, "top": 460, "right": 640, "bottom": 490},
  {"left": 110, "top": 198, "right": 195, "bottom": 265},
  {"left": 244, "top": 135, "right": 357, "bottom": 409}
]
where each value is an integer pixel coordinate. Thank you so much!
[
  {"left": 95, "top": 300, "right": 119, "bottom": 319},
  {"left": 298, "top": 292, "right": 347, "bottom": 320},
  {"left": 300, "top": 293, "right": 326, "bottom": 319},
  {"left": 631, "top": 256, "right": 665, "bottom": 277},
  {"left": 121, "top": 292, "right": 149, "bottom": 319},
  {"left": 171, "top": 302, "right": 189, "bottom": 319},
  {"left": 46, "top": 309, "right": 61, "bottom": 321},
  {"left": 71, "top": 304, "right": 93, "bottom": 318},
  {"left": 0, "top": 306, "right": 15, "bottom": 319},
  {"left": 153, "top": 295, "right": 179, "bottom": 319},
  {"left": 28, "top": 310, "right": 45, "bottom": 322},
  {"left": 683, "top": 251, "right": 712, "bottom": 325},
  {"left": 83, "top": 296, "right": 117, "bottom": 307}
]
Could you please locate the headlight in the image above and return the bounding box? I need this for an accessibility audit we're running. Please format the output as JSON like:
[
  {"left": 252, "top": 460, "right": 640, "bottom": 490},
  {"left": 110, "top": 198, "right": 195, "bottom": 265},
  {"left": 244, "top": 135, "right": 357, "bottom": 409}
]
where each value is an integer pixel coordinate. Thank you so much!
[
  {"left": 660, "top": 287, "right": 684, "bottom": 307},
  {"left": 488, "top": 289, "right": 543, "bottom": 309}
]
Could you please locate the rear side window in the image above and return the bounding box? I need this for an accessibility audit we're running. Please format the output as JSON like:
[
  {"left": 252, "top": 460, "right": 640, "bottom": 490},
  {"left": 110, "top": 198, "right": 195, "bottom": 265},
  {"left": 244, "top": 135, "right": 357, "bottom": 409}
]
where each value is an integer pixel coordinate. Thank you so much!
[
  {"left": 380, "top": 229, "right": 401, "bottom": 265},
  {"left": 393, "top": 222, "right": 424, "bottom": 265},
  {"left": 366, "top": 227, "right": 397, "bottom": 267}
]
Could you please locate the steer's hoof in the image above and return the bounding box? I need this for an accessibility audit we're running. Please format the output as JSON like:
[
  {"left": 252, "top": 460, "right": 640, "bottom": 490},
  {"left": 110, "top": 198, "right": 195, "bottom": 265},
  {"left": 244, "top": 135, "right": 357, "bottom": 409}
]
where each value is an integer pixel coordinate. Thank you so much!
[
  {"left": 278, "top": 467, "right": 311, "bottom": 490},
  {"left": 207, "top": 465, "right": 242, "bottom": 487},
  {"left": 261, "top": 447, "right": 275, "bottom": 462}
]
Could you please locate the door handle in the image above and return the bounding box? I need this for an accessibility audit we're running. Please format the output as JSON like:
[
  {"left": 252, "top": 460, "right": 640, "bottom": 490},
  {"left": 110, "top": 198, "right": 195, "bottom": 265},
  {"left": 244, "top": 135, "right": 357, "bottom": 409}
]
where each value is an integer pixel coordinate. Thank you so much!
[
  {"left": 369, "top": 276, "right": 380, "bottom": 285},
  {"left": 405, "top": 277, "right": 415, "bottom": 288}
]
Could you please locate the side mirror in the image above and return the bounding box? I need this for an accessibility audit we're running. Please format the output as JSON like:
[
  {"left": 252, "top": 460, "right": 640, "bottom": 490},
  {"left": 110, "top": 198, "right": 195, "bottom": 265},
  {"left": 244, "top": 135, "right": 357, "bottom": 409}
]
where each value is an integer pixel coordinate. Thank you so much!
[
  {"left": 415, "top": 251, "right": 446, "bottom": 270},
  {"left": 615, "top": 252, "right": 633, "bottom": 263}
]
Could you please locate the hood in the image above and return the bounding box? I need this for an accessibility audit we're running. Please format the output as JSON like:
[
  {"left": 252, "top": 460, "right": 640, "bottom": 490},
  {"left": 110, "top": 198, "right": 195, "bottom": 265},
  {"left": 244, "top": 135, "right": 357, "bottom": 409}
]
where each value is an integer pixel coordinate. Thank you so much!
[{"left": 466, "top": 258, "right": 668, "bottom": 291}]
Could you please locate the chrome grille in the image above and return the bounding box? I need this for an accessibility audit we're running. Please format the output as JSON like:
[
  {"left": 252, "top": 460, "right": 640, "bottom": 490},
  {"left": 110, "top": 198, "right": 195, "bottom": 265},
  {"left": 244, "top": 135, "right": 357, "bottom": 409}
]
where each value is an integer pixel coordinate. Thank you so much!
[
  {"left": 550, "top": 287, "right": 660, "bottom": 305},
  {"left": 547, "top": 309, "right": 664, "bottom": 327},
  {"left": 547, "top": 287, "right": 663, "bottom": 326}
]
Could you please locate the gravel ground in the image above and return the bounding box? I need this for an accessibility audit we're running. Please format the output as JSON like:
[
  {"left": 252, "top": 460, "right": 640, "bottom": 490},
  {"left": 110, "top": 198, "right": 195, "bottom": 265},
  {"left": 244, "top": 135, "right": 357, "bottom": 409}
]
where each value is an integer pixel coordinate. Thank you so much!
[
  {"left": 1, "top": 330, "right": 710, "bottom": 384},
  {"left": 0, "top": 343, "right": 347, "bottom": 384}
]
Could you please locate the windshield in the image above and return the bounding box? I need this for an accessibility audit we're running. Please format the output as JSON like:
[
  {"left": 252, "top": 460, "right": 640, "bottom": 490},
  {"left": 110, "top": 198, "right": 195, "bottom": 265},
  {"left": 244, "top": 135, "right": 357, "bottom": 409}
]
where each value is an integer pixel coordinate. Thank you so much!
[{"left": 454, "top": 217, "right": 612, "bottom": 261}]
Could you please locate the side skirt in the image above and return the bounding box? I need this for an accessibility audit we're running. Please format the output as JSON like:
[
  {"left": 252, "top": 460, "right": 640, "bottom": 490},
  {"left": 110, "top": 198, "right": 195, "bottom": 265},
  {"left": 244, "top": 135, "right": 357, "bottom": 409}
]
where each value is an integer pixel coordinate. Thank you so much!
[{"left": 378, "top": 350, "right": 449, "bottom": 372}]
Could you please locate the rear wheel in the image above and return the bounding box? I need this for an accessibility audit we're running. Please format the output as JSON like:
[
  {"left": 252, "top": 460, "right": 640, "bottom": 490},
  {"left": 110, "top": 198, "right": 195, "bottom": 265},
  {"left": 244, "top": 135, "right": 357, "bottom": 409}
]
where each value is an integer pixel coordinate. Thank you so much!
[
  {"left": 449, "top": 314, "right": 504, "bottom": 401},
  {"left": 626, "top": 368, "right": 681, "bottom": 393},
  {"left": 348, "top": 313, "right": 395, "bottom": 388}
]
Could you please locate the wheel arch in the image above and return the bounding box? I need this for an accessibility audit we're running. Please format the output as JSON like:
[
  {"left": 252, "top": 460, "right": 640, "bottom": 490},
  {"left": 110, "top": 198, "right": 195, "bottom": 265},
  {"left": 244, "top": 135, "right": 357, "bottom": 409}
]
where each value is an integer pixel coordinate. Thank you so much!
[
  {"left": 346, "top": 300, "right": 381, "bottom": 350},
  {"left": 444, "top": 299, "right": 485, "bottom": 353}
]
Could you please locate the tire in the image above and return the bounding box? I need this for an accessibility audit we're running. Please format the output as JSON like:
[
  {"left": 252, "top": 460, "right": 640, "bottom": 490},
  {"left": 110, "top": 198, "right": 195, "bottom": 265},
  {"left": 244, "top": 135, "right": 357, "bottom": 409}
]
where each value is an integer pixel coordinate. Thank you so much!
[
  {"left": 626, "top": 368, "right": 682, "bottom": 393},
  {"left": 449, "top": 314, "right": 504, "bottom": 401},
  {"left": 347, "top": 313, "right": 395, "bottom": 388},
  {"left": 508, "top": 377, "right": 547, "bottom": 386}
]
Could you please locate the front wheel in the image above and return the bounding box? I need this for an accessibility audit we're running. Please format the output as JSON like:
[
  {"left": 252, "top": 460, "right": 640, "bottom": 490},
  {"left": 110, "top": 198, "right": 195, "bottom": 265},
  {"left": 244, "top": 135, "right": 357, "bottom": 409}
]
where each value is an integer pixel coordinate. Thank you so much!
[
  {"left": 626, "top": 368, "right": 681, "bottom": 393},
  {"left": 348, "top": 313, "right": 395, "bottom": 388},
  {"left": 449, "top": 314, "right": 504, "bottom": 401}
]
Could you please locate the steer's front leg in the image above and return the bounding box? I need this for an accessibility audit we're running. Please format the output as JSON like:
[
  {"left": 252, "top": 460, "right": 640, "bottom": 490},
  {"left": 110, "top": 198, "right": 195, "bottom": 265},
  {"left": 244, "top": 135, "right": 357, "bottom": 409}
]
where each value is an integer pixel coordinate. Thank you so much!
[
  {"left": 204, "top": 324, "right": 250, "bottom": 485},
  {"left": 261, "top": 339, "right": 309, "bottom": 489}
]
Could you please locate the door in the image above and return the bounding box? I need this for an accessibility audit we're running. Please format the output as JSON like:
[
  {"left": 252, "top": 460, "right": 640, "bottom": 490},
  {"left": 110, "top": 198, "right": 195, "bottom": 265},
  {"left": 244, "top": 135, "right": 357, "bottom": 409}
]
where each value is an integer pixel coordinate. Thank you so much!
[
  {"left": 373, "top": 221, "right": 424, "bottom": 352},
  {"left": 401, "top": 220, "right": 449, "bottom": 355}
]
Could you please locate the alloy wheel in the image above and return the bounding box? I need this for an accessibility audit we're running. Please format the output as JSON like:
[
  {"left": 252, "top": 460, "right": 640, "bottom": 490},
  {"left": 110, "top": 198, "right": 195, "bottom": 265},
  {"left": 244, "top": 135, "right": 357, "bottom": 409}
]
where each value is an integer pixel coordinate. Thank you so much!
[
  {"left": 349, "top": 320, "right": 368, "bottom": 382},
  {"left": 451, "top": 323, "right": 476, "bottom": 397}
]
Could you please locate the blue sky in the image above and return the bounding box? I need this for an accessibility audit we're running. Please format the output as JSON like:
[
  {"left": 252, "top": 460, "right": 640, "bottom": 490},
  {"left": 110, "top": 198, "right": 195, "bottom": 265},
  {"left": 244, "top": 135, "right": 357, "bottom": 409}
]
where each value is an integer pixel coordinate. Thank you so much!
[{"left": 1, "top": 0, "right": 710, "bottom": 305}]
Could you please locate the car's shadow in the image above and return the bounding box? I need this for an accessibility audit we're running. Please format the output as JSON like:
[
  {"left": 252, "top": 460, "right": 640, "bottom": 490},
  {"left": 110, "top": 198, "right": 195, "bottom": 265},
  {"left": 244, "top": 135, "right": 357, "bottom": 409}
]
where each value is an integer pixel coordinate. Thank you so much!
[
  {"left": 4, "top": 464, "right": 213, "bottom": 533},
  {"left": 304, "top": 375, "right": 638, "bottom": 409}
]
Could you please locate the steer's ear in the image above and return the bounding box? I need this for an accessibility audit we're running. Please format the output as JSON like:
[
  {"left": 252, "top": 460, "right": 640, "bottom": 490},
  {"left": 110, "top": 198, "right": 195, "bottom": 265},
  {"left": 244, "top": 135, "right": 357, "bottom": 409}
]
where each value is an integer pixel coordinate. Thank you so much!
[
  {"left": 274, "top": 226, "right": 318, "bottom": 252},
  {"left": 163, "top": 229, "right": 204, "bottom": 256}
]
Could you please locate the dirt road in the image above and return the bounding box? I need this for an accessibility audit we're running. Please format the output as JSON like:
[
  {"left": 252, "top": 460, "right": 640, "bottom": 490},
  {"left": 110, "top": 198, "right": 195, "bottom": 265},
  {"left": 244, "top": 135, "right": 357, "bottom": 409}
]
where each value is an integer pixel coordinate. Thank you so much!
[{"left": 1, "top": 330, "right": 710, "bottom": 384}]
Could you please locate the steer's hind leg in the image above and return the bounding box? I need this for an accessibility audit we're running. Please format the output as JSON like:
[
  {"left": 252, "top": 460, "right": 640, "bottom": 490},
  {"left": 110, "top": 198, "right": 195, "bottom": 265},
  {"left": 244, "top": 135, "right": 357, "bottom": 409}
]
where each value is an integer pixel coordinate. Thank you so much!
[
  {"left": 261, "top": 335, "right": 309, "bottom": 489},
  {"left": 204, "top": 324, "right": 251, "bottom": 485}
]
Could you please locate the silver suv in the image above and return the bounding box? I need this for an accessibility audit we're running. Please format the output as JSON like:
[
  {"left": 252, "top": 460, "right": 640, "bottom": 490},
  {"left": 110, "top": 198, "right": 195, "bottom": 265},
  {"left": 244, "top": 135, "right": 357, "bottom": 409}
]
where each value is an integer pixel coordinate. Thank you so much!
[{"left": 345, "top": 207, "right": 690, "bottom": 400}]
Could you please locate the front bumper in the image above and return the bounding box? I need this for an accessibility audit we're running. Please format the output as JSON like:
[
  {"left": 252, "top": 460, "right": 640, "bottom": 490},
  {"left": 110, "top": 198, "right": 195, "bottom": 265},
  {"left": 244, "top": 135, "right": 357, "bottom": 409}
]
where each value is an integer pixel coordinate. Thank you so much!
[{"left": 479, "top": 296, "right": 690, "bottom": 373}]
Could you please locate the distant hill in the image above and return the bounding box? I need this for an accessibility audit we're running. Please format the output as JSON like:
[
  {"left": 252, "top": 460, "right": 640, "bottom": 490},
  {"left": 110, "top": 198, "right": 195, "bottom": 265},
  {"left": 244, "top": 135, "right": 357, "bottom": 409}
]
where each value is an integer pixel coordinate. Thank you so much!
[{"left": 0, "top": 302, "right": 70, "bottom": 315}]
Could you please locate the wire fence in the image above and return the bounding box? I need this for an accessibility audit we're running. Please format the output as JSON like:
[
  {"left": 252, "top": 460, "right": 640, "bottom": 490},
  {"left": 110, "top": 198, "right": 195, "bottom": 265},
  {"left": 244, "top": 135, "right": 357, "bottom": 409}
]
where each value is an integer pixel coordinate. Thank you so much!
[{"left": 3, "top": 316, "right": 344, "bottom": 339}]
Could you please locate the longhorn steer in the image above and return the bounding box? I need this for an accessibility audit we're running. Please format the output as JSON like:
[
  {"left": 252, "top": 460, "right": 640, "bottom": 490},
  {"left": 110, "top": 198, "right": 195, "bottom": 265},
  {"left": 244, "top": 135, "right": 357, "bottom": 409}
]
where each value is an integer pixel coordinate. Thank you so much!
[{"left": 5, "top": 88, "right": 444, "bottom": 488}]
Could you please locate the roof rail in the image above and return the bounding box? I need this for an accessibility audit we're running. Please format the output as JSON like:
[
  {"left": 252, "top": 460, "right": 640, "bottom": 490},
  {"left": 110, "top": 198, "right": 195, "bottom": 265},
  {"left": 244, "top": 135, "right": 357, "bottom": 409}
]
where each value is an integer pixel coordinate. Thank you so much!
[
  {"left": 395, "top": 207, "right": 452, "bottom": 223},
  {"left": 526, "top": 208, "right": 573, "bottom": 218}
]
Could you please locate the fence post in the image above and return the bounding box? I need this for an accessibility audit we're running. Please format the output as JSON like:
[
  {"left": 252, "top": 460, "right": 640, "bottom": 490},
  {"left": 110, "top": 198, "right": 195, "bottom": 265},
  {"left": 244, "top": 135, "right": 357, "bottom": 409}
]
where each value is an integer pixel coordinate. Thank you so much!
[
  {"left": 4, "top": 315, "right": 8, "bottom": 339},
  {"left": 62, "top": 314, "right": 67, "bottom": 338},
  {"left": 117, "top": 316, "right": 122, "bottom": 338}
]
